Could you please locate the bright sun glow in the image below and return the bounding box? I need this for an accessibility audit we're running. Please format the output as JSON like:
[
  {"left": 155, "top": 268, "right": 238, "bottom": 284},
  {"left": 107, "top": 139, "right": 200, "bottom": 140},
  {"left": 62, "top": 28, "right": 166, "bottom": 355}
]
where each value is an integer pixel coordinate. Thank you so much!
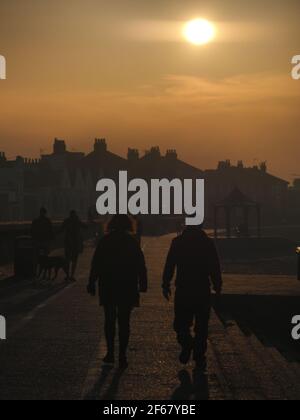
[{"left": 184, "top": 19, "right": 216, "bottom": 45}]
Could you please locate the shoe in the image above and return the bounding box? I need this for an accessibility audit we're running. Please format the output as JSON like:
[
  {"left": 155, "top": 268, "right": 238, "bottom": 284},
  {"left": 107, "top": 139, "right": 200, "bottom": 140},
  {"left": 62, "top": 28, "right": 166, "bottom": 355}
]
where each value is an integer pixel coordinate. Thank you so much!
[
  {"left": 179, "top": 345, "right": 193, "bottom": 365},
  {"left": 103, "top": 353, "right": 115, "bottom": 364}
]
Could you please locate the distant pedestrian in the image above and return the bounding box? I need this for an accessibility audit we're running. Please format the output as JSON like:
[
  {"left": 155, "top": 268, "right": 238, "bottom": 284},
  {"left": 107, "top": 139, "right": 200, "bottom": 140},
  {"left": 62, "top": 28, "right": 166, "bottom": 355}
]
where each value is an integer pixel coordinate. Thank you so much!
[
  {"left": 87, "top": 215, "right": 148, "bottom": 369},
  {"left": 61, "top": 210, "right": 87, "bottom": 281},
  {"left": 162, "top": 225, "right": 222, "bottom": 371},
  {"left": 31, "top": 207, "right": 54, "bottom": 256}
]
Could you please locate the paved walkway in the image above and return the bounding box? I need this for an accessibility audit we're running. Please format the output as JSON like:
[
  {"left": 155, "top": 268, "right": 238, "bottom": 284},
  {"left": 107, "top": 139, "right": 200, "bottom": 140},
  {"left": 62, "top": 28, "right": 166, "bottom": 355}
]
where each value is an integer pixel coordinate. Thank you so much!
[{"left": 0, "top": 235, "right": 300, "bottom": 400}]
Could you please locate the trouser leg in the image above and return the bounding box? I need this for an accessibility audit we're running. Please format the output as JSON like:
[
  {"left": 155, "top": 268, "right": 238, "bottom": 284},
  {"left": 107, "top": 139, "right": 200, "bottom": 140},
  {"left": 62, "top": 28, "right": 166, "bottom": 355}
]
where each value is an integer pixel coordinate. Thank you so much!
[
  {"left": 174, "top": 298, "right": 194, "bottom": 349},
  {"left": 117, "top": 305, "right": 132, "bottom": 358},
  {"left": 71, "top": 255, "right": 78, "bottom": 279},
  {"left": 104, "top": 305, "right": 117, "bottom": 356},
  {"left": 64, "top": 248, "right": 71, "bottom": 279},
  {"left": 194, "top": 304, "right": 211, "bottom": 362}
]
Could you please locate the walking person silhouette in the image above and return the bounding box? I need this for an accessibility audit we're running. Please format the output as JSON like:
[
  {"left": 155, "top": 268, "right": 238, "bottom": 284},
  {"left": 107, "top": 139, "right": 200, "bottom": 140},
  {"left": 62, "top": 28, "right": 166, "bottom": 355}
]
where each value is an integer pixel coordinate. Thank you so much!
[
  {"left": 31, "top": 207, "right": 54, "bottom": 257},
  {"left": 162, "top": 224, "right": 222, "bottom": 371},
  {"left": 87, "top": 215, "right": 148, "bottom": 369},
  {"left": 61, "top": 210, "right": 87, "bottom": 282}
]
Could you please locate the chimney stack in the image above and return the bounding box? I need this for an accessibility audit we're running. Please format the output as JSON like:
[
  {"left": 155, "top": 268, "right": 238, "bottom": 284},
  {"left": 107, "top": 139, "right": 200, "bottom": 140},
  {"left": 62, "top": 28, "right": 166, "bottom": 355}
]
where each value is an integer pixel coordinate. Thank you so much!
[
  {"left": 94, "top": 138, "right": 107, "bottom": 153},
  {"left": 53, "top": 138, "right": 66, "bottom": 155},
  {"left": 127, "top": 148, "right": 139, "bottom": 161},
  {"left": 166, "top": 149, "right": 178, "bottom": 160}
]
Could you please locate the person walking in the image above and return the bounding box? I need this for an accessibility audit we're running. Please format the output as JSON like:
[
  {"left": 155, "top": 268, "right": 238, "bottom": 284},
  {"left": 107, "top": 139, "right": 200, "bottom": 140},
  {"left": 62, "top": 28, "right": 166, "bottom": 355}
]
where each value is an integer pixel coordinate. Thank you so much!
[
  {"left": 61, "top": 210, "right": 86, "bottom": 281},
  {"left": 87, "top": 215, "right": 148, "bottom": 369},
  {"left": 31, "top": 207, "right": 54, "bottom": 257},
  {"left": 162, "top": 225, "right": 222, "bottom": 371}
]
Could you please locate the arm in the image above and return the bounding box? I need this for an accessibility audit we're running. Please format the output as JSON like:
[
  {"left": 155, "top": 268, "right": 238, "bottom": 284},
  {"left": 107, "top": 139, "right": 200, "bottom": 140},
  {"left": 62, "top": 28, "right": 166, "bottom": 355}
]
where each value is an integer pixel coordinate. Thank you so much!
[
  {"left": 162, "top": 240, "right": 177, "bottom": 300},
  {"left": 87, "top": 240, "right": 103, "bottom": 296},
  {"left": 137, "top": 246, "right": 148, "bottom": 293},
  {"left": 209, "top": 241, "right": 223, "bottom": 295},
  {"left": 89, "top": 241, "right": 103, "bottom": 284}
]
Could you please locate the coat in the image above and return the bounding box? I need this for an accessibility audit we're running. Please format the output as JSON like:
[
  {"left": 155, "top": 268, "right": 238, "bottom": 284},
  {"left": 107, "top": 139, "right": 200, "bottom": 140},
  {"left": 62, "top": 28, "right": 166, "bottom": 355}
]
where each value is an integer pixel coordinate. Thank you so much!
[
  {"left": 90, "top": 231, "right": 148, "bottom": 307},
  {"left": 162, "top": 228, "right": 222, "bottom": 303}
]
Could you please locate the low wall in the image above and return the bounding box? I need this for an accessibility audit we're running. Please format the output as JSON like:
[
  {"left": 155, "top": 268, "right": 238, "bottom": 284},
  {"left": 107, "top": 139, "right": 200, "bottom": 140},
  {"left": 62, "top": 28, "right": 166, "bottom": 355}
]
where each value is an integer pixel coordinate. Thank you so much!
[{"left": 215, "top": 237, "right": 298, "bottom": 260}]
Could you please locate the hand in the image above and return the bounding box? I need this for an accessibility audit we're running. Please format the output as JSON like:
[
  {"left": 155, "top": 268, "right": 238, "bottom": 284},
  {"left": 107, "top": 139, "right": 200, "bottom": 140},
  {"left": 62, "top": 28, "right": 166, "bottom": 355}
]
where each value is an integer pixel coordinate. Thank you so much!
[
  {"left": 87, "top": 283, "right": 96, "bottom": 296},
  {"left": 163, "top": 287, "right": 171, "bottom": 301},
  {"left": 140, "top": 284, "right": 147, "bottom": 293}
]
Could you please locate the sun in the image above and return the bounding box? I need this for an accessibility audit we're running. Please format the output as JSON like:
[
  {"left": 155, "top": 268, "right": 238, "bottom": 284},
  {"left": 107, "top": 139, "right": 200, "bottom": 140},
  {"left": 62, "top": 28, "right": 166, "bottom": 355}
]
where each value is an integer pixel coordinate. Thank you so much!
[{"left": 183, "top": 19, "right": 216, "bottom": 45}]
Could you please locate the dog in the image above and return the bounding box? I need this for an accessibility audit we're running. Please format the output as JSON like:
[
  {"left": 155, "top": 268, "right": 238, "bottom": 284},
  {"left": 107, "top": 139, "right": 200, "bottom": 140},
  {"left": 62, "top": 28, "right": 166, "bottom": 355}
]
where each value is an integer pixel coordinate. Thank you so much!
[{"left": 37, "top": 255, "right": 69, "bottom": 281}]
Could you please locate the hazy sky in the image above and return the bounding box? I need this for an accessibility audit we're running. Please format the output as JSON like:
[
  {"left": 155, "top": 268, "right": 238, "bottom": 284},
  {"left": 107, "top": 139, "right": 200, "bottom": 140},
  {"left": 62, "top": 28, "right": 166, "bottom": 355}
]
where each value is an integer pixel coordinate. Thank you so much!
[{"left": 0, "top": 0, "right": 300, "bottom": 180}]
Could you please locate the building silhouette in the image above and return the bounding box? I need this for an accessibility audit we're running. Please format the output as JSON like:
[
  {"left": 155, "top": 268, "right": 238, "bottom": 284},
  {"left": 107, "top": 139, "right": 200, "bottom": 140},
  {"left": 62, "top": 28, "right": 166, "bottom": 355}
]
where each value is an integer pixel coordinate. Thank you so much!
[{"left": 0, "top": 138, "right": 290, "bottom": 226}]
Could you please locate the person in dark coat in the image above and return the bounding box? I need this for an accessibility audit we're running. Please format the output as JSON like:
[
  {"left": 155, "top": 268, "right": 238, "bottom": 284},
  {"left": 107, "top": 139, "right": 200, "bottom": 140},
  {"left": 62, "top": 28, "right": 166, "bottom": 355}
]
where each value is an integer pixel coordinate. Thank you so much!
[
  {"left": 60, "top": 210, "right": 87, "bottom": 281},
  {"left": 31, "top": 207, "right": 54, "bottom": 256},
  {"left": 87, "top": 215, "right": 148, "bottom": 369},
  {"left": 162, "top": 225, "right": 222, "bottom": 370},
  {"left": 134, "top": 216, "right": 143, "bottom": 246}
]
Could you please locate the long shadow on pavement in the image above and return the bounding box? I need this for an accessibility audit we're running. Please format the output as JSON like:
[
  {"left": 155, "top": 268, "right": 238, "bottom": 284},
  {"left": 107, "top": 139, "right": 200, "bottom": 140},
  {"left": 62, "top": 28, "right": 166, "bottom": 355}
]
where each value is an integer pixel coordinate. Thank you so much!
[
  {"left": 214, "top": 294, "right": 300, "bottom": 362},
  {"left": 101, "top": 368, "right": 127, "bottom": 400},
  {"left": 83, "top": 365, "right": 113, "bottom": 400},
  {"left": 172, "top": 369, "right": 209, "bottom": 401},
  {"left": 83, "top": 365, "right": 127, "bottom": 400}
]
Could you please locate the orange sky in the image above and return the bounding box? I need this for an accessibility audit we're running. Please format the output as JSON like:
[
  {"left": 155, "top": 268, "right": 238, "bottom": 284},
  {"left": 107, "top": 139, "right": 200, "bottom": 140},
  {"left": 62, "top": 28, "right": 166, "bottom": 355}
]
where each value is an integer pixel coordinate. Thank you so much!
[{"left": 0, "top": 0, "right": 300, "bottom": 181}]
